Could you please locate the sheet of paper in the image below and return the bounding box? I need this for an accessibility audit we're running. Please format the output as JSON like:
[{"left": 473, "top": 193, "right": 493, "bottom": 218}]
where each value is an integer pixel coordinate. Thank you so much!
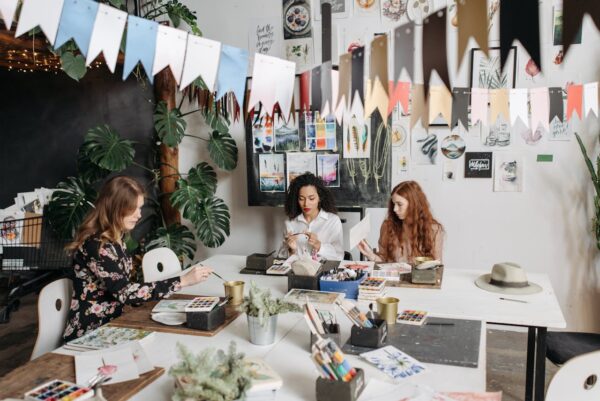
[
  {"left": 349, "top": 214, "right": 370, "bottom": 250},
  {"left": 75, "top": 347, "right": 139, "bottom": 385}
]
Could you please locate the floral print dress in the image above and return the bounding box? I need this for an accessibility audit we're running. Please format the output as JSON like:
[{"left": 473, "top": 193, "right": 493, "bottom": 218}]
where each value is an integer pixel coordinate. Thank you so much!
[{"left": 63, "top": 236, "right": 181, "bottom": 342}]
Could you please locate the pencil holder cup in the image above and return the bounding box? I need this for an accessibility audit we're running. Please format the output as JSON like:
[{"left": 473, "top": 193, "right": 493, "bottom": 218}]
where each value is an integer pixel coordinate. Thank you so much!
[
  {"left": 350, "top": 319, "right": 387, "bottom": 348},
  {"left": 316, "top": 367, "right": 365, "bottom": 401},
  {"left": 310, "top": 323, "right": 341, "bottom": 349},
  {"left": 224, "top": 281, "right": 244, "bottom": 305},
  {"left": 186, "top": 304, "right": 226, "bottom": 331}
]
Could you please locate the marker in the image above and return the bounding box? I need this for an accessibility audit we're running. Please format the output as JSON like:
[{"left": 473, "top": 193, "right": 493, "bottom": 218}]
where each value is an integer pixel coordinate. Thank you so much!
[{"left": 499, "top": 297, "right": 528, "bottom": 303}]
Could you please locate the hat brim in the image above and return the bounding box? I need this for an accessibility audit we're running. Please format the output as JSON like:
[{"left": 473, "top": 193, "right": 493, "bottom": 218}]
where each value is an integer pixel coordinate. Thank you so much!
[{"left": 474, "top": 274, "right": 542, "bottom": 295}]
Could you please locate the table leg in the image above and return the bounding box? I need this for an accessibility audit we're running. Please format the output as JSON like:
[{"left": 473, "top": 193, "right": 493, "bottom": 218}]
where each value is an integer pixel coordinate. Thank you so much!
[
  {"left": 525, "top": 327, "right": 536, "bottom": 401},
  {"left": 534, "top": 327, "right": 547, "bottom": 401}
]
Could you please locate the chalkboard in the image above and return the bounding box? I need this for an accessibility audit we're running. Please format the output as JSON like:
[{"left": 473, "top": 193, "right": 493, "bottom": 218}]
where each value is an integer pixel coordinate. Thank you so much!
[{"left": 245, "top": 110, "right": 392, "bottom": 208}]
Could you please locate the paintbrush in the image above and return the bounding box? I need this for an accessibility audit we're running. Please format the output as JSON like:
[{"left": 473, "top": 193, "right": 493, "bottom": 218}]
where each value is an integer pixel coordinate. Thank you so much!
[{"left": 191, "top": 260, "right": 226, "bottom": 282}]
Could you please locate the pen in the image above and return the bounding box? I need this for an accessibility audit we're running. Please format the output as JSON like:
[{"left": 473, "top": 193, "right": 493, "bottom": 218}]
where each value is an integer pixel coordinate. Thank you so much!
[
  {"left": 499, "top": 297, "right": 528, "bottom": 303},
  {"left": 425, "top": 322, "right": 455, "bottom": 326}
]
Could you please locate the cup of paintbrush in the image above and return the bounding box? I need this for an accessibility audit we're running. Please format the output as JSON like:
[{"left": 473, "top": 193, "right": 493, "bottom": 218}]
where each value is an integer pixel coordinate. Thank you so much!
[{"left": 223, "top": 280, "right": 245, "bottom": 306}]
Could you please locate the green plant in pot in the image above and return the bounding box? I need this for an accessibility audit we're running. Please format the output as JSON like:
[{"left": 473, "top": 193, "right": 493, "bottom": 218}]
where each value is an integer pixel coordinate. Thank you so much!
[
  {"left": 169, "top": 341, "right": 251, "bottom": 401},
  {"left": 238, "top": 282, "right": 301, "bottom": 346},
  {"left": 575, "top": 132, "right": 600, "bottom": 251}
]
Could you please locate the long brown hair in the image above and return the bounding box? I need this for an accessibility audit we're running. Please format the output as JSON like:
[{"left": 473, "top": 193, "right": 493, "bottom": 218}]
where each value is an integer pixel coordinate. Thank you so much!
[
  {"left": 66, "top": 176, "right": 145, "bottom": 253},
  {"left": 380, "top": 181, "right": 443, "bottom": 261}
]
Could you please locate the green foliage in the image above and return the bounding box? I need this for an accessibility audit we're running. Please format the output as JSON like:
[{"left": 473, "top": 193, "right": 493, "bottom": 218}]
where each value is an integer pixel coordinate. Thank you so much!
[
  {"left": 154, "top": 101, "right": 187, "bottom": 147},
  {"left": 146, "top": 223, "right": 197, "bottom": 261},
  {"left": 575, "top": 132, "right": 600, "bottom": 251},
  {"left": 169, "top": 342, "right": 251, "bottom": 401},
  {"left": 239, "top": 282, "right": 302, "bottom": 325},
  {"left": 192, "top": 196, "right": 231, "bottom": 248},
  {"left": 81, "top": 125, "right": 135, "bottom": 171},
  {"left": 60, "top": 52, "right": 86, "bottom": 81},
  {"left": 46, "top": 177, "right": 97, "bottom": 239},
  {"left": 77, "top": 145, "right": 111, "bottom": 184},
  {"left": 208, "top": 131, "right": 238, "bottom": 171}
]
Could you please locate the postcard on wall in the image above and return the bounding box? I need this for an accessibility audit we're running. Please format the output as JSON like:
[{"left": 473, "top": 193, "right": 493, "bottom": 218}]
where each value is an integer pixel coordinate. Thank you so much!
[
  {"left": 549, "top": 118, "right": 571, "bottom": 141},
  {"left": 441, "top": 134, "right": 466, "bottom": 159},
  {"left": 306, "top": 113, "right": 337, "bottom": 151},
  {"left": 392, "top": 148, "right": 410, "bottom": 185},
  {"left": 360, "top": 345, "right": 426, "bottom": 380},
  {"left": 354, "top": 0, "right": 380, "bottom": 17},
  {"left": 411, "top": 127, "right": 438, "bottom": 165},
  {"left": 248, "top": 17, "right": 283, "bottom": 59},
  {"left": 443, "top": 160, "right": 458, "bottom": 182},
  {"left": 391, "top": 116, "right": 409, "bottom": 151},
  {"left": 282, "top": 0, "right": 312, "bottom": 40},
  {"left": 343, "top": 116, "right": 370, "bottom": 158},
  {"left": 315, "top": 0, "right": 352, "bottom": 20},
  {"left": 259, "top": 153, "right": 285, "bottom": 192},
  {"left": 494, "top": 153, "right": 523, "bottom": 192},
  {"left": 481, "top": 119, "right": 512, "bottom": 148},
  {"left": 381, "top": 0, "right": 407, "bottom": 23},
  {"left": 552, "top": 4, "right": 582, "bottom": 46},
  {"left": 464, "top": 152, "right": 493, "bottom": 178},
  {"left": 252, "top": 115, "right": 275, "bottom": 153},
  {"left": 275, "top": 117, "right": 300, "bottom": 151},
  {"left": 287, "top": 152, "right": 316, "bottom": 187},
  {"left": 317, "top": 153, "right": 340, "bottom": 187},
  {"left": 520, "top": 125, "right": 543, "bottom": 146},
  {"left": 285, "top": 38, "right": 314, "bottom": 72}
]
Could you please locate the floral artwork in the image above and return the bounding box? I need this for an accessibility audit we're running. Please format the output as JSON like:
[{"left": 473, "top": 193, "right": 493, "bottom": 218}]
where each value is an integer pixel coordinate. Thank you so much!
[
  {"left": 381, "top": 0, "right": 407, "bottom": 22},
  {"left": 360, "top": 345, "right": 426, "bottom": 380}
]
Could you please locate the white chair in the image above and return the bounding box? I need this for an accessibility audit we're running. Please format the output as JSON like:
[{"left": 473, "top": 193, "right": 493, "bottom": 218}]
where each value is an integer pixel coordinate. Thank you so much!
[
  {"left": 31, "top": 278, "right": 73, "bottom": 360},
  {"left": 545, "top": 350, "right": 600, "bottom": 401},
  {"left": 142, "top": 247, "right": 181, "bottom": 282}
]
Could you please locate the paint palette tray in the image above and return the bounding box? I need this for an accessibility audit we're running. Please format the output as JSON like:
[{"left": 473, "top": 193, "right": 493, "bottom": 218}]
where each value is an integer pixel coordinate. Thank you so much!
[
  {"left": 184, "top": 297, "right": 220, "bottom": 313},
  {"left": 396, "top": 310, "right": 428, "bottom": 326},
  {"left": 25, "top": 379, "right": 94, "bottom": 401}
]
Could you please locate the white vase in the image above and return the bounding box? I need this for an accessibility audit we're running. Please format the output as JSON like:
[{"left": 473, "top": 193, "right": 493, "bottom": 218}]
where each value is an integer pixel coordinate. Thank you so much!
[{"left": 247, "top": 314, "right": 278, "bottom": 345}]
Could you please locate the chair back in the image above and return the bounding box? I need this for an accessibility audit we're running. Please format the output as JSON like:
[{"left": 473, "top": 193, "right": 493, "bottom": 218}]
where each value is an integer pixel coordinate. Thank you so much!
[
  {"left": 142, "top": 247, "right": 181, "bottom": 282},
  {"left": 31, "top": 278, "right": 73, "bottom": 360},
  {"left": 545, "top": 350, "right": 600, "bottom": 401}
]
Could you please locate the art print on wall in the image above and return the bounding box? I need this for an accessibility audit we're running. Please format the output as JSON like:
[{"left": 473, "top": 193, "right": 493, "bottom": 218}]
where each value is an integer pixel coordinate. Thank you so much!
[
  {"left": 248, "top": 18, "right": 283, "bottom": 58},
  {"left": 482, "top": 119, "right": 511, "bottom": 148},
  {"left": 259, "top": 154, "right": 285, "bottom": 192},
  {"left": 494, "top": 153, "right": 523, "bottom": 192},
  {"left": 548, "top": 118, "right": 571, "bottom": 141},
  {"left": 306, "top": 113, "right": 337, "bottom": 151},
  {"left": 343, "top": 116, "right": 371, "bottom": 158},
  {"left": 285, "top": 38, "right": 314, "bottom": 72},
  {"left": 552, "top": 5, "right": 582, "bottom": 46},
  {"left": 315, "top": 0, "right": 351, "bottom": 20},
  {"left": 354, "top": 0, "right": 380, "bottom": 17},
  {"left": 391, "top": 115, "right": 409, "bottom": 151},
  {"left": 441, "top": 134, "right": 466, "bottom": 159},
  {"left": 381, "top": 0, "right": 407, "bottom": 22},
  {"left": 443, "top": 160, "right": 458, "bottom": 182},
  {"left": 275, "top": 117, "right": 300, "bottom": 151},
  {"left": 282, "top": 0, "right": 312, "bottom": 40},
  {"left": 520, "top": 126, "right": 543, "bottom": 145},
  {"left": 470, "top": 47, "right": 517, "bottom": 89},
  {"left": 411, "top": 126, "right": 438, "bottom": 165},
  {"left": 286, "top": 152, "right": 316, "bottom": 187},
  {"left": 317, "top": 154, "right": 340, "bottom": 187},
  {"left": 252, "top": 115, "right": 274, "bottom": 153},
  {"left": 464, "top": 152, "right": 493, "bottom": 178}
]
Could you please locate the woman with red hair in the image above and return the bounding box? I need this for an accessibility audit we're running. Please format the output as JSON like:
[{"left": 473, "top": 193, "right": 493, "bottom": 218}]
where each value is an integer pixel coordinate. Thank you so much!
[{"left": 358, "top": 181, "right": 444, "bottom": 263}]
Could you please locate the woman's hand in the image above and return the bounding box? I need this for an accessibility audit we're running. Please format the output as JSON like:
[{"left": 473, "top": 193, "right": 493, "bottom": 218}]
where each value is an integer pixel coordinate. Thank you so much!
[
  {"left": 306, "top": 232, "right": 321, "bottom": 252},
  {"left": 285, "top": 232, "right": 298, "bottom": 254},
  {"left": 358, "top": 239, "right": 380, "bottom": 262},
  {"left": 180, "top": 265, "right": 213, "bottom": 287}
]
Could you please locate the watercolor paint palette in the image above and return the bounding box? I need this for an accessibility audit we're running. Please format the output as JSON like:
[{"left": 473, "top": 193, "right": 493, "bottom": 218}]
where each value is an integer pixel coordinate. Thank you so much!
[
  {"left": 184, "top": 296, "right": 220, "bottom": 313},
  {"left": 25, "top": 379, "right": 94, "bottom": 401},
  {"left": 396, "top": 310, "right": 428, "bottom": 326}
]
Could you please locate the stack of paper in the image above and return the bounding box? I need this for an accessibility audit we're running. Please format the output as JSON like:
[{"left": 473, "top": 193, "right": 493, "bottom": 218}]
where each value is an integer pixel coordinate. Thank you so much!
[
  {"left": 357, "top": 277, "right": 386, "bottom": 302},
  {"left": 244, "top": 358, "right": 283, "bottom": 400},
  {"left": 64, "top": 327, "right": 154, "bottom": 351},
  {"left": 372, "top": 262, "right": 412, "bottom": 282}
]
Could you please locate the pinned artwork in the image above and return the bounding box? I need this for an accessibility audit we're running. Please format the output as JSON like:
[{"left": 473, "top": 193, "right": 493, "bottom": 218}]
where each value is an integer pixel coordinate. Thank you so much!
[
  {"left": 248, "top": 17, "right": 282, "bottom": 58},
  {"left": 494, "top": 153, "right": 523, "bottom": 192},
  {"left": 305, "top": 112, "right": 337, "bottom": 151},
  {"left": 391, "top": 118, "right": 409, "bottom": 151},
  {"left": 464, "top": 152, "right": 493, "bottom": 178},
  {"left": 252, "top": 115, "right": 274, "bottom": 153},
  {"left": 282, "top": 0, "right": 312, "bottom": 40},
  {"left": 411, "top": 126, "right": 438, "bottom": 165},
  {"left": 381, "top": 0, "right": 408, "bottom": 23},
  {"left": 343, "top": 116, "right": 371, "bottom": 158},
  {"left": 284, "top": 38, "right": 314, "bottom": 72},
  {"left": 549, "top": 118, "right": 571, "bottom": 141},
  {"left": 441, "top": 135, "right": 466, "bottom": 159},
  {"left": 443, "top": 160, "right": 458, "bottom": 182},
  {"left": 520, "top": 126, "right": 543, "bottom": 145},
  {"left": 552, "top": 4, "right": 582, "bottom": 46},
  {"left": 287, "top": 152, "right": 316, "bottom": 187},
  {"left": 482, "top": 119, "right": 511, "bottom": 148},
  {"left": 259, "top": 154, "right": 285, "bottom": 192},
  {"left": 392, "top": 147, "right": 410, "bottom": 184},
  {"left": 275, "top": 117, "right": 300, "bottom": 151},
  {"left": 317, "top": 154, "right": 340, "bottom": 187},
  {"left": 469, "top": 47, "right": 516, "bottom": 89},
  {"left": 355, "top": 0, "right": 380, "bottom": 17}
]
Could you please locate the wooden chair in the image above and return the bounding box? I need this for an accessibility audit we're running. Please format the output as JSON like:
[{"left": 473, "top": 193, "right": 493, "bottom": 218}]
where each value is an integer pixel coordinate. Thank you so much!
[
  {"left": 545, "top": 350, "right": 600, "bottom": 401},
  {"left": 31, "top": 278, "right": 72, "bottom": 360},
  {"left": 142, "top": 247, "right": 181, "bottom": 282}
]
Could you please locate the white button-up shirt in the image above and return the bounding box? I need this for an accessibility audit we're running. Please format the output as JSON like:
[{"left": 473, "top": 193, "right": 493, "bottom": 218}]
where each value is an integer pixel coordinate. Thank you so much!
[{"left": 280, "top": 210, "right": 344, "bottom": 260}]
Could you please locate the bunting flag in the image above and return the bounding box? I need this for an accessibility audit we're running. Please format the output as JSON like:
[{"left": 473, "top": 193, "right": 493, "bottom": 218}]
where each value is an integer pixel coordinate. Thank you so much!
[
  {"left": 423, "top": 9, "right": 450, "bottom": 94},
  {"left": 122, "top": 16, "right": 157, "bottom": 83},
  {"left": 530, "top": 87, "right": 550, "bottom": 132},
  {"left": 351, "top": 46, "right": 365, "bottom": 108},
  {"left": 567, "top": 84, "right": 583, "bottom": 121},
  {"left": 457, "top": 0, "right": 488, "bottom": 69},
  {"left": 87, "top": 4, "right": 127, "bottom": 73},
  {"left": 300, "top": 70, "right": 311, "bottom": 114},
  {"left": 215, "top": 45, "right": 249, "bottom": 106},
  {"left": 320, "top": 61, "right": 333, "bottom": 117},
  {"left": 489, "top": 89, "right": 509, "bottom": 125},
  {"left": 0, "top": 0, "right": 18, "bottom": 29},
  {"left": 563, "top": 0, "right": 600, "bottom": 57},
  {"left": 54, "top": 0, "right": 99, "bottom": 57},
  {"left": 365, "top": 34, "right": 389, "bottom": 121},
  {"left": 336, "top": 53, "right": 351, "bottom": 112},
  {"left": 510, "top": 88, "right": 529, "bottom": 127},
  {"left": 349, "top": 90, "right": 365, "bottom": 127},
  {"left": 584, "top": 82, "right": 599, "bottom": 118},
  {"left": 152, "top": 25, "right": 187, "bottom": 85},
  {"left": 248, "top": 53, "right": 296, "bottom": 118},
  {"left": 429, "top": 85, "right": 452, "bottom": 126},
  {"left": 311, "top": 63, "right": 322, "bottom": 113},
  {"left": 548, "top": 87, "right": 564, "bottom": 123},
  {"left": 470, "top": 88, "right": 489, "bottom": 126},
  {"left": 388, "top": 81, "right": 410, "bottom": 116},
  {"left": 451, "top": 87, "right": 469, "bottom": 129},
  {"left": 500, "top": 0, "right": 540, "bottom": 74},
  {"left": 15, "top": 0, "right": 64, "bottom": 44},
  {"left": 180, "top": 35, "right": 222, "bottom": 90},
  {"left": 410, "top": 84, "right": 428, "bottom": 129},
  {"left": 393, "top": 22, "right": 414, "bottom": 82},
  {"left": 332, "top": 69, "right": 345, "bottom": 124}
]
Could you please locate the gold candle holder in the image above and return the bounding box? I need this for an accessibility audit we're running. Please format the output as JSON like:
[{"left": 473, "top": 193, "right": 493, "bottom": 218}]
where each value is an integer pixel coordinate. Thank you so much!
[
  {"left": 224, "top": 281, "right": 245, "bottom": 305},
  {"left": 376, "top": 297, "right": 399, "bottom": 325}
]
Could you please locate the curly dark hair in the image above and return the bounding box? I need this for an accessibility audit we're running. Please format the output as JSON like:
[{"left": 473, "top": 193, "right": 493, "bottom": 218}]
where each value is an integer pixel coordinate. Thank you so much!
[{"left": 284, "top": 173, "right": 337, "bottom": 219}]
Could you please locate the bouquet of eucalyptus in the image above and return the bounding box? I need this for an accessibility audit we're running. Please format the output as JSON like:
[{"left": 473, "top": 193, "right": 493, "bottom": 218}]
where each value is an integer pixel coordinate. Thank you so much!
[{"left": 238, "top": 282, "right": 301, "bottom": 326}]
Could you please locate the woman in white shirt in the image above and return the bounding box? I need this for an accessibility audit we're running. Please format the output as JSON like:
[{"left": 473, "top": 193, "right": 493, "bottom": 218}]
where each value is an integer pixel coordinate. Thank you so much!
[{"left": 280, "top": 173, "right": 344, "bottom": 260}]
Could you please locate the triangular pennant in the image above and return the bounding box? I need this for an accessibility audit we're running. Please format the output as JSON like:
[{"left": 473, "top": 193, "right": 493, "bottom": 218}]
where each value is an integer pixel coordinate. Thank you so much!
[
  {"left": 563, "top": 0, "right": 600, "bottom": 57},
  {"left": 87, "top": 4, "right": 127, "bottom": 73},
  {"left": 410, "top": 84, "right": 429, "bottom": 130},
  {"left": 180, "top": 35, "right": 221, "bottom": 90},
  {"left": 0, "top": 0, "right": 18, "bottom": 29},
  {"left": 332, "top": 69, "right": 342, "bottom": 124},
  {"left": 300, "top": 70, "right": 311, "bottom": 114},
  {"left": 457, "top": 0, "right": 488, "bottom": 69},
  {"left": 423, "top": 9, "right": 450, "bottom": 94},
  {"left": 215, "top": 45, "right": 249, "bottom": 107},
  {"left": 122, "top": 16, "right": 158, "bottom": 83},
  {"left": 567, "top": 84, "right": 583, "bottom": 121},
  {"left": 388, "top": 81, "right": 411, "bottom": 116},
  {"left": 311, "top": 63, "right": 322, "bottom": 113},
  {"left": 500, "top": 0, "right": 540, "bottom": 74},
  {"left": 584, "top": 82, "right": 599, "bottom": 118},
  {"left": 365, "top": 34, "right": 389, "bottom": 121},
  {"left": 276, "top": 58, "right": 296, "bottom": 118},
  {"left": 351, "top": 46, "right": 365, "bottom": 107},
  {"left": 470, "top": 88, "right": 489, "bottom": 126},
  {"left": 350, "top": 90, "right": 365, "bottom": 128},
  {"left": 510, "top": 88, "right": 529, "bottom": 128},
  {"left": 451, "top": 87, "right": 469, "bottom": 129},
  {"left": 429, "top": 86, "right": 452, "bottom": 126},
  {"left": 548, "top": 87, "right": 564, "bottom": 123},
  {"left": 15, "top": 0, "right": 64, "bottom": 44},
  {"left": 152, "top": 25, "right": 187, "bottom": 85},
  {"left": 489, "top": 89, "right": 510, "bottom": 125},
  {"left": 248, "top": 53, "right": 277, "bottom": 114},
  {"left": 54, "top": 0, "right": 98, "bottom": 56},
  {"left": 320, "top": 61, "right": 333, "bottom": 117},
  {"left": 393, "top": 22, "right": 414, "bottom": 82},
  {"left": 529, "top": 87, "right": 549, "bottom": 132},
  {"left": 336, "top": 53, "right": 352, "bottom": 111}
]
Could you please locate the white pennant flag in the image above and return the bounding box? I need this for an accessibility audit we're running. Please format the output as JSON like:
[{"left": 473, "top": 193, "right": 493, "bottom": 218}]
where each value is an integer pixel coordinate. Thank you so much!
[
  {"left": 180, "top": 35, "right": 221, "bottom": 90},
  {"left": 0, "top": 0, "right": 18, "bottom": 29},
  {"left": 152, "top": 25, "right": 188, "bottom": 85},
  {"left": 584, "top": 82, "right": 599, "bottom": 118},
  {"left": 248, "top": 53, "right": 295, "bottom": 117},
  {"left": 87, "top": 4, "right": 127, "bottom": 73},
  {"left": 275, "top": 58, "right": 295, "bottom": 118},
  {"left": 510, "top": 88, "right": 529, "bottom": 128},
  {"left": 332, "top": 70, "right": 346, "bottom": 125},
  {"left": 15, "top": 0, "right": 64, "bottom": 44}
]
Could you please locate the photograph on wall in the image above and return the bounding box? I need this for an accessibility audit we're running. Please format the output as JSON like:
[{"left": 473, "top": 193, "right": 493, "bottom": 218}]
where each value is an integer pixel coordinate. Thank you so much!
[
  {"left": 482, "top": 119, "right": 511, "bottom": 148},
  {"left": 441, "top": 134, "right": 466, "bottom": 159},
  {"left": 275, "top": 117, "right": 300, "bottom": 151},
  {"left": 259, "top": 154, "right": 285, "bottom": 192},
  {"left": 552, "top": 5, "right": 582, "bottom": 46},
  {"left": 317, "top": 154, "right": 340, "bottom": 187},
  {"left": 354, "top": 0, "right": 380, "bottom": 17},
  {"left": 287, "top": 152, "right": 316, "bottom": 187},
  {"left": 252, "top": 115, "right": 274, "bottom": 153},
  {"left": 315, "top": 0, "right": 351, "bottom": 20},
  {"left": 343, "top": 116, "right": 371, "bottom": 158},
  {"left": 548, "top": 118, "right": 571, "bottom": 141},
  {"left": 306, "top": 114, "right": 337, "bottom": 151},
  {"left": 381, "top": 0, "right": 407, "bottom": 23},
  {"left": 411, "top": 126, "right": 438, "bottom": 165},
  {"left": 248, "top": 17, "right": 283, "bottom": 59},
  {"left": 443, "top": 160, "right": 458, "bottom": 182},
  {"left": 494, "top": 153, "right": 523, "bottom": 192},
  {"left": 282, "top": 0, "right": 312, "bottom": 40},
  {"left": 470, "top": 46, "right": 517, "bottom": 89},
  {"left": 285, "top": 38, "right": 314, "bottom": 72},
  {"left": 464, "top": 152, "right": 493, "bottom": 178}
]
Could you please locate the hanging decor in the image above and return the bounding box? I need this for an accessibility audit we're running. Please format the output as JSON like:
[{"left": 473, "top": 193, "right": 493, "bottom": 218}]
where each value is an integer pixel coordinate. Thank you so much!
[
  {"left": 456, "top": 0, "right": 488, "bottom": 69},
  {"left": 422, "top": 9, "right": 450, "bottom": 94},
  {"left": 500, "top": 0, "right": 540, "bottom": 74}
]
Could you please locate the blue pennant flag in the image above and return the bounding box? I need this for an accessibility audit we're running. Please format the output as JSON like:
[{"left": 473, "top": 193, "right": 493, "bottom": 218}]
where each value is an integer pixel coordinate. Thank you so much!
[
  {"left": 216, "top": 45, "right": 249, "bottom": 105},
  {"left": 122, "top": 15, "right": 158, "bottom": 83},
  {"left": 54, "top": 0, "right": 99, "bottom": 57}
]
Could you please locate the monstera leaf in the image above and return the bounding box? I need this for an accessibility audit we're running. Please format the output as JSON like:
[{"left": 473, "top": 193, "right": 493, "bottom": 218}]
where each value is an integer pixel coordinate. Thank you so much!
[
  {"left": 208, "top": 130, "right": 237, "bottom": 171},
  {"left": 76, "top": 145, "right": 111, "bottom": 184},
  {"left": 203, "top": 108, "right": 230, "bottom": 134},
  {"left": 81, "top": 125, "right": 135, "bottom": 171},
  {"left": 187, "top": 162, "right": 217, "bottom": 197},
  {"left": 154, "top": 101, "right": 186, "bottom": 147},
  {"left": 146, "top": 223, "right": 197, "bottom": 261},
  {"left": 60, "top": 52, "right": 86, "bottom": 81},
  {"left": 192, "top": 196, "right": 230, "bottom": 248},
  {"left": 46, "top": 177, "right": 97, "bottom": 239},
  {"left": 170, "top": 163, "right": 217, "bottom": 219}
]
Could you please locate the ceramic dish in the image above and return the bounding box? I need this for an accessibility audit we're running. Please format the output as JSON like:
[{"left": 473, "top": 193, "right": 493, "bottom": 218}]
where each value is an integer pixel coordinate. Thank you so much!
[
  {"left": 284, "top": 1, "right": 311, "bottom": 36},
  {"left": 151, "top": 312, "right": 186, "bottom": 326}
]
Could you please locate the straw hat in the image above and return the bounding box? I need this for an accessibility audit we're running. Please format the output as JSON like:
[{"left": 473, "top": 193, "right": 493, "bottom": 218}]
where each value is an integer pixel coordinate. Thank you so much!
[{"left": 474, "top": 262, "right": 542, "bottom": 295}]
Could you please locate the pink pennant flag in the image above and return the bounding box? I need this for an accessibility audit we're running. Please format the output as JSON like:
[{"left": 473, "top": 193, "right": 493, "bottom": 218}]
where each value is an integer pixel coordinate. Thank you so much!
[
  {"left": 567, "top": 84, "right": 583, "bottom": 121},
  {"left": 388, "top": 81, "right": 411, "bottom": 116},
  {"left": 530, "top": 87, "right": 549, "bottom": 132},
  {"left": 470, "top": 88, "right": 489, "bottom": 126}
]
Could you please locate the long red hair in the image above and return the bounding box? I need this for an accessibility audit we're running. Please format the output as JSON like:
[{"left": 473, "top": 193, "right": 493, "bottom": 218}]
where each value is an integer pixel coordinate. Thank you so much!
[{"left": 380, "top": 181, "right": 443, "bottom": 262}]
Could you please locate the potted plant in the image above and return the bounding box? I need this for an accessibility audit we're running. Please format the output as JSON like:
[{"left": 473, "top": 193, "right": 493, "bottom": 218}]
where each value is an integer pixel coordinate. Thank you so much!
[
  {"left": 238, "top": 282, "right": 301, "bottom": 345},
  {"left": 575, "top": 132, "right": 600, "bottom": 251},
  {"left": 169, "top": 341, "right": 252, "bottom": 401}
]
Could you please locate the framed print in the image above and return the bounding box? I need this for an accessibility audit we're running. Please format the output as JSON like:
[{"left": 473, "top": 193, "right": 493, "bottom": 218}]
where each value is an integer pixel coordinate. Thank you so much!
[
  {"left": 469, "top": 46, "right": 517, "bottom": 89},
  {"left": 464, "top": 152, "right": 493, "bottom": 178}
]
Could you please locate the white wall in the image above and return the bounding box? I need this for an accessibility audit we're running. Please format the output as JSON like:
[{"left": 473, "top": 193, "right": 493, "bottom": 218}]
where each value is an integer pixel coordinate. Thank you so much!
[{"left": 180, "top": 0, "right": 600, "bottom": 331}]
